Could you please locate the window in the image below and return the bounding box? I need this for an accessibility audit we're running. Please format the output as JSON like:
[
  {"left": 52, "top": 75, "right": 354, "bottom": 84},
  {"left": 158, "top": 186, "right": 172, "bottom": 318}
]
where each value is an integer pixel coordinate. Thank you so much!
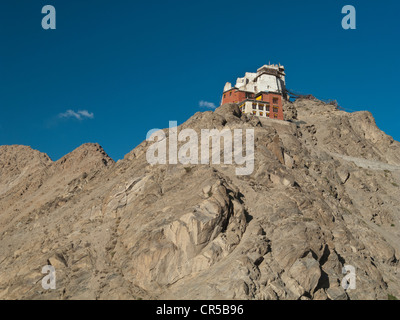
[
  {"left": 260, "top": 112, "right": 263, "bottom": 116},
  {"left": 258, "top": 105, "right": 264, "bottom": 111},
  {"left": 252, "top": 103, "right": 256, "bottom": 109},
  {"left": 230, "top": 92, "right": 232, "bottom": 96},
  {"left": 224, "top": 94, "right": 226, "bottom": 98},
  {"left": 274, "top": 114, "right": 278, "bottom": 118},
  {"left": 273, "top": 107, "right": 279, "bottom": 113},
  {"left": 252, "top": 111, "right": 256, "bottom": 115},
  {"left": 273, "top": 97, "right": 279, "bottom": 104}
]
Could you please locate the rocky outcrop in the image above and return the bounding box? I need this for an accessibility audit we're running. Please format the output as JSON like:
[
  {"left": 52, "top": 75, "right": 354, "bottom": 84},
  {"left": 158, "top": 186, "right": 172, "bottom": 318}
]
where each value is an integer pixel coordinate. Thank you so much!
[{"left": 0, "top": 99, "right": 399, "bottom": 300}]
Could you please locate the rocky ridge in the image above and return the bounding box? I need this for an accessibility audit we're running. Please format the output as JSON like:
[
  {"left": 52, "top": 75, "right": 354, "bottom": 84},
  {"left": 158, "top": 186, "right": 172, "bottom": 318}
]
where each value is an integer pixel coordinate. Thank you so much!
[{"left": 0, "top": 99, "right": 399, "bottom": 300}]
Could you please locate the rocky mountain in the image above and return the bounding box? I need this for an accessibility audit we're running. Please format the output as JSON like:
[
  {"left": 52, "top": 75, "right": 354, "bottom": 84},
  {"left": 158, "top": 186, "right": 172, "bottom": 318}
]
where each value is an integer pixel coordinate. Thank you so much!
[{"left": 0, "top": 98, "right": 399, "bottom": 300}]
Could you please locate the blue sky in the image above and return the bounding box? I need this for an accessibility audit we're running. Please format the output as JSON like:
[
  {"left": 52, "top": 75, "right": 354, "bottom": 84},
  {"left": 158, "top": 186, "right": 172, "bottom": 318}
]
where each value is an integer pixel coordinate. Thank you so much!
[{"left": 0, "top": 0, "right": 399, "bottom": 161}]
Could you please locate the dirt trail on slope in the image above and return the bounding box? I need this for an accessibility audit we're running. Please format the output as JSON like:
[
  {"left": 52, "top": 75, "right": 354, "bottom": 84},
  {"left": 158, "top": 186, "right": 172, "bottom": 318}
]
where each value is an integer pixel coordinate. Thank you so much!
[{"left": 329, "top": 152, "right": 400, "bottom": 172}]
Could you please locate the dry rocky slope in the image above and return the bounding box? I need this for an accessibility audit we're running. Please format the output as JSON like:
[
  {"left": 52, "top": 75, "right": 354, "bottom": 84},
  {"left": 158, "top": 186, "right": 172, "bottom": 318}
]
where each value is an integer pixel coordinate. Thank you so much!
[{"left": 1, "top": 99, "right": 400, "bottom": 300}]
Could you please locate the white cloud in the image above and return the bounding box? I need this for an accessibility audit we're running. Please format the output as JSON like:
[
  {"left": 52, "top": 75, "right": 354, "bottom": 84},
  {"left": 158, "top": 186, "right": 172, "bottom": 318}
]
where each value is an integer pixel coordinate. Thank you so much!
[
  {"left": 58, "top": 109, "right": 94, "bottom": 121},
  {"left": 199, "top": 100, "right": 216, "bottom": 109}
]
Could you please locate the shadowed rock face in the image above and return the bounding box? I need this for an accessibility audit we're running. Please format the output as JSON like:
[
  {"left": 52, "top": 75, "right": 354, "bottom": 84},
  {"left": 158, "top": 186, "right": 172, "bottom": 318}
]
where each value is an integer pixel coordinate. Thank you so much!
[{"left": 1, "top": 99, "right": 400, "bottom": 300}]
